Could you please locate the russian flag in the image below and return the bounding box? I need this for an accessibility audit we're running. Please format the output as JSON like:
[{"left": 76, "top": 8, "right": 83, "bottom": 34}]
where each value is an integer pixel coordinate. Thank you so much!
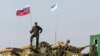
[{"left": 16, "top": 5, "right": 30, "bottom": 16}]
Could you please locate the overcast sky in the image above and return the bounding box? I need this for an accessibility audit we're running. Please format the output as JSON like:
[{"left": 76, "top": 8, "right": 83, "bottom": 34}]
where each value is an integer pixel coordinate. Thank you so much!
[{"left": 0, "top": 0, "right": 100, "bottom": 53}]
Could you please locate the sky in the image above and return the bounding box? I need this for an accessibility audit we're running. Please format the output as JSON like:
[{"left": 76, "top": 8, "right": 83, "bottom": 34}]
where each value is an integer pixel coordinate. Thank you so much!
[{"left": 0, "top": 0, "right": 100, "bottom": 53}]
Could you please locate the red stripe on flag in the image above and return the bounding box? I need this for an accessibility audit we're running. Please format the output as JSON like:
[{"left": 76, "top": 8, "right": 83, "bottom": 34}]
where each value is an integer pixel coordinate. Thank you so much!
[{"left": 16, "top": 6, "right": 30, "bottom": 16}]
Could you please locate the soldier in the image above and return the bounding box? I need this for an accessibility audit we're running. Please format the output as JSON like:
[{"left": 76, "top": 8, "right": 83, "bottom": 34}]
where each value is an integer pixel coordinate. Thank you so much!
[
  {"left": 65, "top": 40, "right": 89, "bottom": 56},
  {"left": 30, "top": 22, "right": 43, "bottom": 49},
  {"left": 40, "top": 42, "right": 47, "bottom": 54},
  {"left": 90, "top": 44, "right": 98, "bottom": 56},
  {"left": 52, "top": 41, "right": 65, "bottom": 56},
  {"left": 56, "top": 45, "right": 65, "bottom": 56}
]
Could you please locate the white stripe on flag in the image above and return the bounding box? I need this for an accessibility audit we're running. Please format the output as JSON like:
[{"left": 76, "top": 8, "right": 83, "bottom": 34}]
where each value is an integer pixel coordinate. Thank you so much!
[
  {"left": 51, "top": 3, "right": 57, "bottom": 12},
  {"left": 24, "top": 5, "right": 30, "bottom": 8}
]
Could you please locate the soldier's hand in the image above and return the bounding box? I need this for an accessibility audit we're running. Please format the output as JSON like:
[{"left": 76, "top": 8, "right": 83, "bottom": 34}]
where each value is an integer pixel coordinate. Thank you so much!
[
  {"left": 39, "top": 32, "right": 42, "bottom": 34},
  {"left": 39, "top": 32, "right": 41, "bottom": 33},
  {"left": 30, "top": 31, "right": 32, "bottom": 34}
]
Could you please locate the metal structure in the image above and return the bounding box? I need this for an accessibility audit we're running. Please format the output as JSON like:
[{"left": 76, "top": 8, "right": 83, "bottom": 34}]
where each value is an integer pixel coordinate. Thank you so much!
[{"left": 90, "top": 34, "right": 100, "bottom": 56}]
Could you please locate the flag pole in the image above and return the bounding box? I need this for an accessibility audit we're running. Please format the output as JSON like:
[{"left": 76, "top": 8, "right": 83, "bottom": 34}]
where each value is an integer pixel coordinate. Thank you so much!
[
  {"left": 51, "top": 3, "right": 58, "bottom": 44},
  {"left": 55, "top": 13, "right": 57, "bottom": 44},
  {"left": 29, "top": 5, "right": 32, "bottom": 27},
  {"left": 29, "top": 6, "right": 34, "bottom": 45},
  {"left": 30, "top": 13, "right": 33, "bottom": 27},
  {"left": 55, "top": 26, "right": 57, "bottom": 43}
]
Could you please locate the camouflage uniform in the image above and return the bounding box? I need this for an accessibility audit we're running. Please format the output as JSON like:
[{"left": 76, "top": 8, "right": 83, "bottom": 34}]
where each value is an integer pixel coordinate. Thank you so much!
[
  {"left": 90, "top": 44, "right": 98, "bottom": 56},
  {"left": 30, "top": 22, "right": 43, "bottom": 49},
  {"left": 55, "top": 45, "right": 65, "bottom": 56}
]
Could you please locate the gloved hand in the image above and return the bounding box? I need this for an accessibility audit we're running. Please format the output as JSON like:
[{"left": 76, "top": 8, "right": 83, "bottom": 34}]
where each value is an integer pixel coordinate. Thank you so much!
[{"left": 30, "top": 31, "right": 32, "bottom": 34}]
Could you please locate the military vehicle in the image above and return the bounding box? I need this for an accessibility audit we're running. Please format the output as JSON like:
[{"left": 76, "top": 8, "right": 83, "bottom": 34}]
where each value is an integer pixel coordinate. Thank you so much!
[
  {"left": 0, "top": 34, "right": 100, "bottom": 56},
  {"left": 0, "top": 41, "right": 89, "bottom": 56}
]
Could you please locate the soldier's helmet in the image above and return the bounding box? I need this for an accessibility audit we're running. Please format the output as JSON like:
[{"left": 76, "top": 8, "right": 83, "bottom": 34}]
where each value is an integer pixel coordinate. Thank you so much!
[
  {"left": 66, "top": 40, "right": 70, "bottom": 44},
  {"left": 35, "top": 22, "right": 37, "bottom": 24},
  {"left": 40, "top": 41, "right": 49, "bottom": 47}
]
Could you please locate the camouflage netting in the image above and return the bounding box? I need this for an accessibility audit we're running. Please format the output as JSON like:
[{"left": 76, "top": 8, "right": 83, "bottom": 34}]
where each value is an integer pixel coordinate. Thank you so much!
[{"left": 0, "top": 41, "right": 89, "bottom": 56}]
